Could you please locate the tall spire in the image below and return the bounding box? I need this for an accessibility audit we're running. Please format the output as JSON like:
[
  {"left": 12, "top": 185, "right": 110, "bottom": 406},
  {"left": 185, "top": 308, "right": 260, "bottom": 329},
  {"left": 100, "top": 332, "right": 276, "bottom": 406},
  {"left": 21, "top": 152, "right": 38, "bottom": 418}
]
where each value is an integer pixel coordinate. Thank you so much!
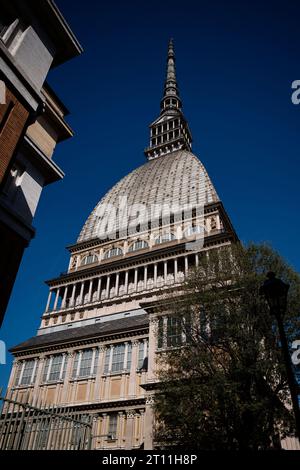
[
  {"left": 145, "top": 39, "right": 192, "bottom": 161},
  {"left": 161, "top": 38, "right": 182, "bottom": 112}
]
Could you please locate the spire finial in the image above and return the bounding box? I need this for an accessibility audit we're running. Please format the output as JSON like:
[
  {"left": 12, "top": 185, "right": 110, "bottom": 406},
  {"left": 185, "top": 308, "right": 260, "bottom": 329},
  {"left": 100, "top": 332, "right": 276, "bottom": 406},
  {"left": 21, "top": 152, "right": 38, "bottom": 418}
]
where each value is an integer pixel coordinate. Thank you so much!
[
  {"left": 144, "top": 39, "right": 192, "bottom": 161},
  {"left": 162, "top": 38, "right": 181, "bottom": 110}
]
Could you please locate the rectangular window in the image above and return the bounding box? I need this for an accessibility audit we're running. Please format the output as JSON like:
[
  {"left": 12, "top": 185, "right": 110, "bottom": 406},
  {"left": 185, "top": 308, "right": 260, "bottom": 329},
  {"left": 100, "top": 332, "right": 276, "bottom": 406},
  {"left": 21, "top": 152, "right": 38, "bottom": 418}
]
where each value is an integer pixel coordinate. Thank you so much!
[
  {"left": 72, "top": 349, "right": 97, "bottom": 379},
  {"left": 111, "top": 344, "right": 125, "bottom": 373},
  {"left": 42, "top": 357, "right": 51, "bottom": 383},
  {"left": 42, "top": 355, "right": 67, "bottom": 383},
  {"left": 49, "top": 355, "right": 63, "bottom": 382},
  {"left": 108, "top": 414, "right": 118, "bottom": 440},
  {"left": 104, "top": 348, "right": 111, "bottom": 373},
  {"left": 138, "top": 341, "right": 148, "bottom": 369},
  {"left": 92, "top": 349, "right": 99, "bottom": 375},
  {"left": 79, "top": 349, "right": 93, "bottom": 377},
  {"left": 167, "top": 316, "right": 182, "bottom": 347},
  {"left": 72, "top": 353, "right": 80, "bottom": 378},
  {"left": 20, "top": 360, "right": 36, "bottom": 386},
  {"left": 14, "top": 362, "right": 22, "bottom": 386}
]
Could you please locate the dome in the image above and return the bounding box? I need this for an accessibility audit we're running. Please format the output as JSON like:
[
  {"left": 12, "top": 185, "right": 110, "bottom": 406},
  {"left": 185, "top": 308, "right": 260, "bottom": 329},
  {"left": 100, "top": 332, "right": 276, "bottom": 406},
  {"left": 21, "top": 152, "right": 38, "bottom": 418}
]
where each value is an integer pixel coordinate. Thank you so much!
[{"left": 78, "top": 150, "right": 219, "bottom": 243}]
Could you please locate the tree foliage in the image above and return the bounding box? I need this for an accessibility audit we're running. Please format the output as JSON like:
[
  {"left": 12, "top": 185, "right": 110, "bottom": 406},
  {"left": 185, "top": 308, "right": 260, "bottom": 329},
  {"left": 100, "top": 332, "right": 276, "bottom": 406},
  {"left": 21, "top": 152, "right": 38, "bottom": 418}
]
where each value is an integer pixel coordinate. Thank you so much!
[{"left": 154, "top": 243, "right": 300, "bottom": 450}]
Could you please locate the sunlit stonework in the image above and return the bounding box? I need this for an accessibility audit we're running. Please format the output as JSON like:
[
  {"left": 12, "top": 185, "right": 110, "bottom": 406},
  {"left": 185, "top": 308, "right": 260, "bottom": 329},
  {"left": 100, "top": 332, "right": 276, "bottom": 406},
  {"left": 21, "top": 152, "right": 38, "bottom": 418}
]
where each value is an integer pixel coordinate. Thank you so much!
[{"left": 6, "top": 40, "right": 237, "bottom": 450}]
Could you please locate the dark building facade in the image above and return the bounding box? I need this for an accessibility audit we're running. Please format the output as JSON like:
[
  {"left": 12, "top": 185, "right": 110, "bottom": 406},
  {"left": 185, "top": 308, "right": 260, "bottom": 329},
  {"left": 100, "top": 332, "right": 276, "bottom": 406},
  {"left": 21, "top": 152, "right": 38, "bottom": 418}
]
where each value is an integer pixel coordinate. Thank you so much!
[{"left": 0, "top": 0, "right": 82, "bottom": 326}]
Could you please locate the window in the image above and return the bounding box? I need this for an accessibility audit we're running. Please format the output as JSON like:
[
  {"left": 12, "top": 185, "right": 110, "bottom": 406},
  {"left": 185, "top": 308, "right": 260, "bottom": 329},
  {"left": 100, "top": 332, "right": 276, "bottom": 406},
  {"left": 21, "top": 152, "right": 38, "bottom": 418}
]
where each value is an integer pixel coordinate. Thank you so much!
[
  {"left": 108, "top": 414, "right": 118, "bottom": 440},
  {"left": 167, "top": 317, "right": 182, "bottom": 347},
  {"left": 138, "top": 341, "right": 148, "bottom": 369},
  {"left": 104, "top": 348, "right": 111, "bottom": 373},
  {"left": 43, "top": 354, "right": 67, "bottom": 383},
  {"left": 185, "top": 225, "right": 204, "bottom": 237},
  {"left": 111, "top": 344, "right": 125, "bottom": 373},
  {"left": 14, "top": 362, "right": 22, "bottom": 386},
  {"left": 72, "top": 349, "right": 98, "bottom": 379},
  {"left": 104, "top": 343, "right": 132, "bottom": 374},
  {"left": 104, "top": 248, "right": 123, "bottom": 260},
  {"left": 19, "top": 360, "right": 37, "bottom": 386},
  {"left": 128, "top": 240, "right": 149, "bottom": 252},
  {"left": 157, "top": 316, "right": 188, "bottom": 349},
  {"left": 79, "top": 349, "right": 94, "bottom": 377},
  {"left": 155, "top": 233, "right": 176, "bottom": 245},
  {"left": 81, "top": 254, "right": 98, "bottom": 266}
]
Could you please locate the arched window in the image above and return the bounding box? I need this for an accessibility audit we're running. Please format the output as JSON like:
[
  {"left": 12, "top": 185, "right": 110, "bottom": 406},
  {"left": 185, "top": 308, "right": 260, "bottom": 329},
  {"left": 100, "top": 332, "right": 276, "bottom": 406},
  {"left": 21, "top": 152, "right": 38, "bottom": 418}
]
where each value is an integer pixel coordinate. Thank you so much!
[
  {"left": 155, "top": 233, "right": 176, "bottom": 245},
  {"left": 185, "top": 225, "right": 204, "bottom": 237},
  {"left": 104, "top": 248, "right": 123, "bottom": 260},
  {"left": 128, "top": 240, "right": 149, "bottom": 253},
  {"left": 81, "top": 254, "right": 98, "bottom": 266}
]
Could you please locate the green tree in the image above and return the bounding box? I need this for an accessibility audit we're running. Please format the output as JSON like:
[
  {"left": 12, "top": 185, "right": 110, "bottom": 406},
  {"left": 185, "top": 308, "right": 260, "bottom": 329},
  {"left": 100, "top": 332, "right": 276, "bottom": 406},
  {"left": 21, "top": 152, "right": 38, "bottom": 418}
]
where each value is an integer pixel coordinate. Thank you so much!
[{"left": 154, "top": 243, "right": 300, "bottom": 450}]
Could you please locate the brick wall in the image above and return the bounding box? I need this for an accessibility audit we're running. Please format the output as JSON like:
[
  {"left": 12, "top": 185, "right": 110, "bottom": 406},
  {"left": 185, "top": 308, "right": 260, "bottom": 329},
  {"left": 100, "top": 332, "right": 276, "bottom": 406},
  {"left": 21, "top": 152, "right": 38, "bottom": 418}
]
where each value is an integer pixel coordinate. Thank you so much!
[{"left": 0, "top": 84, "right": 30, "bottom": 184}]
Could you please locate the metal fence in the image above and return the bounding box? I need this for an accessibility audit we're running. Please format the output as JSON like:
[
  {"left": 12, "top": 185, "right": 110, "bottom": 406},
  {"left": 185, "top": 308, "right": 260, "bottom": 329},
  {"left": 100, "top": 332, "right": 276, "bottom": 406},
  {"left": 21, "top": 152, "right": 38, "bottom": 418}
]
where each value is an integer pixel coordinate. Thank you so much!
[{"left": 0, "top": 388, "right": 92, "bottom": 450}]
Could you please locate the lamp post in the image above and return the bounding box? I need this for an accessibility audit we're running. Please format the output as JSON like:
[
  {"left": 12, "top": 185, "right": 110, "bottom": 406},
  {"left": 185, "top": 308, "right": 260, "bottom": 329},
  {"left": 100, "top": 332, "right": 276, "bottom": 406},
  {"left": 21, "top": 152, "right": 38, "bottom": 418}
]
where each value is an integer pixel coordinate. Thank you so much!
[{"left": 260, "top": 272, "right": 300, "bottom": 439}]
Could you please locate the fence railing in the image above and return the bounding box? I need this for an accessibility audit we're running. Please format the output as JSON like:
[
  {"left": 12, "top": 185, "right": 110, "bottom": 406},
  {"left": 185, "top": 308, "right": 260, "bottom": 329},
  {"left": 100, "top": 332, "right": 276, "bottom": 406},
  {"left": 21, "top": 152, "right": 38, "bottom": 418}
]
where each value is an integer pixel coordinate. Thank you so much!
[{"left": 0, "top": 388, "right": 93, "bottom": 450}]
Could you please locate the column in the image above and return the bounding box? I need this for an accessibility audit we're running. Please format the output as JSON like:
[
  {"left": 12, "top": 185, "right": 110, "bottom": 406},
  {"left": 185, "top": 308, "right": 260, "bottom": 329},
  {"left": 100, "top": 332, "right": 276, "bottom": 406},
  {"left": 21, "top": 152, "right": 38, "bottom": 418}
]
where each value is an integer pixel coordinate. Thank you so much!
[
  {"left": 46, "top": 356, "right": 54, "bottom": 382},
  {"left": 100, "top": 413, "right": 108, "bottom": 449},
  {"left": 61, "top": 352, "right": 74, "bottom": 404},
  {"left": 62, "top": 286, "right": 68, "bottom": 309},
  {"left": 87, "top": 348, "right": 97, "bottom": 401},
  {"left": 125, "top": 411, "right": 135, "bottom": 450},
  {"left": 79, "top": 282, "right": 85, "bottom": 305},
  {"left": 128, "top": 341, "right": 139, "bottom": 397},
  {"left": 154, "top": 263, "right": 158, "bottom": 287},
  {"left": 59, "top": 354, "right": 67, "bottom": 381},
  {"left": 18, "top": 361, "right": 26, "bottom": 386},
  {"left": 70, "top": 284, "right": 76, "bottom": 307},
  {"left": 134, "top": 268, "right": 138, "bottom": 292},
  {"left": 125, "top": 271, "right": 129, "bottom": 294},
  {"left": 123, "top": 342, "right": 129, "bottom": 371},
  {"left": 144, "top": 266, "right": 148, "bottom": 290},
  {"left": 76, "top": 351, "right": 83, "bottom": 377},
  {"left": 94, "top": 346, "right": 105, "bottom": 401},
  {"left": 115, "top": 273, "right": 120, "bottom": 297},
  {"left": 184, "top": 256, "right": 189, "bottom": 276},
  {"left": 144, "top": 396, "right": 154, "bottom": 450},
  {"left": 53, "top": 288, "right": 60, "bottom": 311},
  {"left": 106, "top": 275, "right": 111, "bottom": 299},
  {"left": 97, "top": 278, "right": 102, "bottom": 301},
  {"left": 108, "top": 345, "right": 114, "bottom": 372},
  {"left": 139, "top": 409, "right": 145, "bottom": 447},
  {"left": 7, "top": 360, "right": 19, "bottom": 390},
  {"left": 164, "top": 261, "right": 168, "bottom": 284},
  {"left": 174, "top": 258, "right": 178, "bottom": 283},
  {"left": 118, "top": 412, "right": 125, "bottom": 448},
  {"left": 32, "top": 357, "right": 45, "bottom": 400},
  {"left": 88, "top": 279, "right": 93, "bottom": 303},
  {"left": 195, "top": 253, "right": 199, "bottom": 267},
  {"left": 45, "top": 291, "right": 53, "bottom": 313},
  {"left": 148, "top": 318, "right": 158, "bottom": 382}
]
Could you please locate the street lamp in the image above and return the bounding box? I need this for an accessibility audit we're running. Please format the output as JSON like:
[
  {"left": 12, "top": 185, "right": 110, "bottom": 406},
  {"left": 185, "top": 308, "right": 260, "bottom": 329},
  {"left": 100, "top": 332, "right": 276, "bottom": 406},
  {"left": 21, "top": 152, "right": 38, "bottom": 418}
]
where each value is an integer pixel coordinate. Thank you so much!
[{"left": 260, "top": 272, "right": 300, "bottom": 440}]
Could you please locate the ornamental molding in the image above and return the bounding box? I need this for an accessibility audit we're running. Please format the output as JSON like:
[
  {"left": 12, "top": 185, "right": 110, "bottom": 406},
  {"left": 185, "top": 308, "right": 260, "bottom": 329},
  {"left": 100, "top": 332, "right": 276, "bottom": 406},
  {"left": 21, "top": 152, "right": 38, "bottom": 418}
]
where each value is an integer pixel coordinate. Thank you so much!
[{"left": 146, "top": 396, "right": 155, "bottom": 405}]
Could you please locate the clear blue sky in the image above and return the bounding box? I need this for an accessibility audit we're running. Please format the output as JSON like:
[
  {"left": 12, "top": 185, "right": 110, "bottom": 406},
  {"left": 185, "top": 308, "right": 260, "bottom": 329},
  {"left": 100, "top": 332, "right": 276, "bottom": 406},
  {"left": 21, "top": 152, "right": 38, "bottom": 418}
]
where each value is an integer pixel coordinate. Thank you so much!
[{"left": 1, "top": 0, "right": 300, "bottom": 389}]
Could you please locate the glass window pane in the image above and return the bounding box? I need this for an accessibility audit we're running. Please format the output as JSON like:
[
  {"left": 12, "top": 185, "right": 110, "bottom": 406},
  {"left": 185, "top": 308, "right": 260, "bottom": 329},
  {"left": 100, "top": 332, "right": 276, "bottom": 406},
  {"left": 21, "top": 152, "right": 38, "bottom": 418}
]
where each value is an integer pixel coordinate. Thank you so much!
[
  {"left": 104, "top": 348, "right": 110, "bottom": 373},
  {"left": 111, "top": 344, "right": 125, "bottom": 373}
]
